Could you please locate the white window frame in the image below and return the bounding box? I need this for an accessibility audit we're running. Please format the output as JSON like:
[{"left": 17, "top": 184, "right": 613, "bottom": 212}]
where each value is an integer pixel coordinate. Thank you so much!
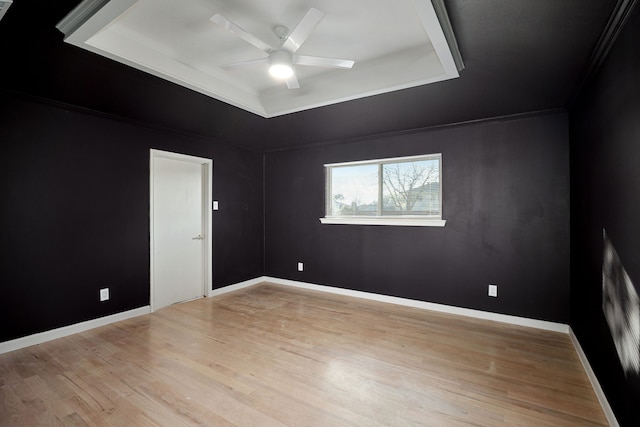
[{"left": 320, "top": 154, "right": 446, "bottom": 227}]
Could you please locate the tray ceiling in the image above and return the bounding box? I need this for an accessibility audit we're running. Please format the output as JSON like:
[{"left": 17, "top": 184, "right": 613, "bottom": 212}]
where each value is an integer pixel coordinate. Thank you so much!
[{"left": 59, "top": 0, "right": 460, "bottom": 118}]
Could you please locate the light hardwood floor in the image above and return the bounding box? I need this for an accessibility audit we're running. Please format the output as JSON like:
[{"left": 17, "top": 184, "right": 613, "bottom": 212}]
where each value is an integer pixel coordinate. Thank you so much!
[{"left": 0, "top": 283, "right": 607, "bottom": 426}]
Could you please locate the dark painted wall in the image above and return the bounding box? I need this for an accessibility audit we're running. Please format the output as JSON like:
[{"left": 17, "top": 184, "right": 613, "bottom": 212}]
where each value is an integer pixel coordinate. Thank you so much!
[
  {"left": 569, "top": 4, "right": 640, "bottom": 425},
  {"left": 0, "top": 92, "right": 263, "bottom": 342},
  {"left": 265, "top": 112, "right": 570, "bottom": 322}
]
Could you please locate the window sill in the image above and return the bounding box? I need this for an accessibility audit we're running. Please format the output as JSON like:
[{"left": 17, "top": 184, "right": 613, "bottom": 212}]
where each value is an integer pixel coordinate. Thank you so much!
[{"left": 319, "top": 217, "right": 446, "bottom": 227}]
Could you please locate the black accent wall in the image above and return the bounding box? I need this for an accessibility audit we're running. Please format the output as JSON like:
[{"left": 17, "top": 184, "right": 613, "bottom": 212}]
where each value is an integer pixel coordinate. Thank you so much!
[
  {"left": 264, "top": 112, "right": 570, "bottom": 323},
  {"left": 1, "top": 1, "right": 636, "bottom": 422},
  {"left": 0, "top": 93, "right": 264, "bottom": 342},
  {"left": 569, "top": 4, "right": 640, "bottom": 425}
]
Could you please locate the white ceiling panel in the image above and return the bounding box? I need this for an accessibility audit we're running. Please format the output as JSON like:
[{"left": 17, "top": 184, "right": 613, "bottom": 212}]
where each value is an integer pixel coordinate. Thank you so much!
[{"left": 59, "top": 0, "right": 460, "bottom": 117}]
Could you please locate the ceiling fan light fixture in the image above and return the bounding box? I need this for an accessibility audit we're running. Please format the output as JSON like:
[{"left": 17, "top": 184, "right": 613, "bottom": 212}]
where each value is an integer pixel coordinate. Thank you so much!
[
  {"left": 269, "top": 50, "right": 294, "bottom": 79},
  {"left": 269, "top": 64, "right": 294, "bottom": 79}
]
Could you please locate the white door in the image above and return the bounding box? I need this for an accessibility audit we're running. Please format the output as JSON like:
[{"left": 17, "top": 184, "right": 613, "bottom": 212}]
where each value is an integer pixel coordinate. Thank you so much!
[{"left": 152, "top": 154, "right": 209, "bottom": 310}]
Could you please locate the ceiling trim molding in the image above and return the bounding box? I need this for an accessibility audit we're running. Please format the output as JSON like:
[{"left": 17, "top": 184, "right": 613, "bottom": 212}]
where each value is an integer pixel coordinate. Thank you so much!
[
  {"left": 263, "top": 108, "right": 567, "bottom": 153},
  {"left": 431, "top": 0, "right": 464, "bottom": 72},
  {"left": 572, "top": 0, "right": 638, "bottom": 98},
  {"left": 0, "top": 0, "right": 13, "bottom": 22},
  {"left": 56, "top": 0, "right": 110, "bottom": 36},
  {"left": 0, "top": 88, "right": 263, "bottom": 153}
]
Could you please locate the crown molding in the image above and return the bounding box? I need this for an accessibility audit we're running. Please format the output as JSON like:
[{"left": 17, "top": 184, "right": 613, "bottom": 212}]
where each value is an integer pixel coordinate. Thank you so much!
[
  {"left": 571, "top": 0, "right": 638, "bottom": 101},
  {"left": 55, "top": 0, "right": 110, "bottom": 37},
  {"left": 0, "top": 0, "right": 12, "bottom": 22},
  {"left": 432, "top": 0, "right": 465, "bottom": 72}
]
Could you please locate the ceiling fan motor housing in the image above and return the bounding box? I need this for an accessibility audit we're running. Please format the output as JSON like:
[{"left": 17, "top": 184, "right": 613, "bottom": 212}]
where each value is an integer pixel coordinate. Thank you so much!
[{"left": 273, "top": 26, "right": 289, "bottom": 40}]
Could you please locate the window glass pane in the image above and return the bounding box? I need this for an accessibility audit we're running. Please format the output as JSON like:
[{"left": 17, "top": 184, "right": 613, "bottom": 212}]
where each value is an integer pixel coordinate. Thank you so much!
[
  {"left": 330, "top": 164, "right": 378, "bottom": 216},
  {"left": 382, "top": 159, "right": 440, "bottom": 215}
]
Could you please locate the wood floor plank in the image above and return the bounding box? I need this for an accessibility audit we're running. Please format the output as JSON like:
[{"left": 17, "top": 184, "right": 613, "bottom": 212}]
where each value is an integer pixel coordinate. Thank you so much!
[{"left": 0, "top": 283, "right": 608, "bottom": 426}]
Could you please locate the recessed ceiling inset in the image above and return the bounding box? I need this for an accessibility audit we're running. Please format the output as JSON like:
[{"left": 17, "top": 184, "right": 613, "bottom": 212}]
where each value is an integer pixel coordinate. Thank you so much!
[{"left": 58, "top": 0, "right": 462, "bottom": 118}]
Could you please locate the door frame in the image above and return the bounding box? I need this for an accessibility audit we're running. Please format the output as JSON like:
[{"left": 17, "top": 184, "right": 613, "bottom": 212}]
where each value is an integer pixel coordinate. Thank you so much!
[{"left": 149, "top": 149, "right": 213, "bottom": 312}]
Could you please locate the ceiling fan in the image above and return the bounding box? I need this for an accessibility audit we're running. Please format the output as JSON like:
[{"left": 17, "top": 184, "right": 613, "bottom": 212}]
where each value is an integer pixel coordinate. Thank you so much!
[{"left": 211, "top": 8, "right": 355, "bottom": 89}]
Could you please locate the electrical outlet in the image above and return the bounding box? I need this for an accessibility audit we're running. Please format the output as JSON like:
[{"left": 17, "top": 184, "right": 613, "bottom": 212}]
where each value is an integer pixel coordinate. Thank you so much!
[
  {"left": 100, "top": 288, "right": 110, "bottom": 302},
  {"left": 297, "top": 262, "right": 304, "bottom": 272},
  {"left": 212, "top": 201, "right": 219, "bottom": 211},
  {"left": 488, "top": 284, "right": 498, "bottom": 297}
]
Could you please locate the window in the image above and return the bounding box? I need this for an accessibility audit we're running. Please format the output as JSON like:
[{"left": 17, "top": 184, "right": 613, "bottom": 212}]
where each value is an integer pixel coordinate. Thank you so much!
[{"left": 321, "top": 154, "right": 445, "bottom": 226}]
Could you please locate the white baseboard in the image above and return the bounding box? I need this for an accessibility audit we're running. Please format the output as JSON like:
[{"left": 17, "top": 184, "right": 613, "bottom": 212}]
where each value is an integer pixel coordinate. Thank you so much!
[
  {"left": 210, "top": 277, "right": 266, "bottom": 297},
  {"left": 569, "top": 328, "right": 619, "bottom": 427},
  {"left": 0, "top": 306, "right": 150, "bottom": 355},
  {"left": 211, "top": 276, "right": 569, "bottom": 333},
  {"left": 0, "top": 275, "right": 264, "bottom": 355}
]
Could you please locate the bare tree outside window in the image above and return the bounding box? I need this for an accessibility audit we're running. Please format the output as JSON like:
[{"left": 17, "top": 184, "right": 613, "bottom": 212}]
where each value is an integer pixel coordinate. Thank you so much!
[{"left": 382, "top": 159, "right": 440, "bottom": 215}]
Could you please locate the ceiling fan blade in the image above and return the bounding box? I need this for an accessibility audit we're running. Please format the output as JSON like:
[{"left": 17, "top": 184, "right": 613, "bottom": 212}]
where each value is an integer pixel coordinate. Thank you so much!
[
  {"left": 285, "top": 74, "right": 300, "bottom": 89},
  {"left": 221, "top": 57, "right": 268, "bottom": 71},
  {"left": 211, "top": 14, "right": 273, "bottom": 53},
  {"left": 294, "top": 55, "right": 354, "bottom": 69},
  {"left": 281, "top": 8, "right": 324, "bottom": 53}
]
